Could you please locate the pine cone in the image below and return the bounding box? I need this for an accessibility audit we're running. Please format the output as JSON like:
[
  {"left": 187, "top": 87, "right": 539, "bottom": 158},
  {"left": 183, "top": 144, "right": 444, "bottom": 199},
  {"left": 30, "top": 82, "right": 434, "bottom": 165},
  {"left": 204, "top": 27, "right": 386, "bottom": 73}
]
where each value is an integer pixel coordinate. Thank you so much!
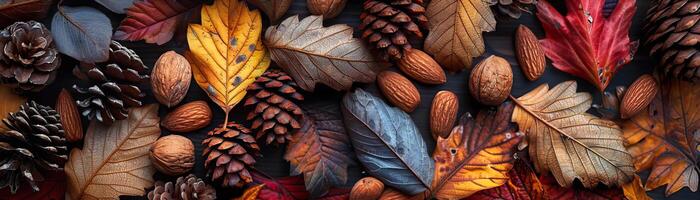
[
  {"left": 72, "top": 41, "right": 149, "bottom": 125},
  {"left": 644, "top": 0, "right": 700, "bottom": 81},
  {"left": 486, "top": 0, "right": 537, "bottom": 19},
  {"left": 244, "top": 70, "right": 304, "bottom": 145},
  {"left": 202, "top": 122, "right": 260, "bottom": 188},
  {"left": 147, "top": 174, "right": 216, "bottom": 200},
  {"left": 0, "top": 101, "right": 67, "bottom": 193},
  {"left": 360, "top": 0, "right": 428, "bottom": 61},
  {"left": 0, "top": 21, "right": 61, "bottom": 92}
]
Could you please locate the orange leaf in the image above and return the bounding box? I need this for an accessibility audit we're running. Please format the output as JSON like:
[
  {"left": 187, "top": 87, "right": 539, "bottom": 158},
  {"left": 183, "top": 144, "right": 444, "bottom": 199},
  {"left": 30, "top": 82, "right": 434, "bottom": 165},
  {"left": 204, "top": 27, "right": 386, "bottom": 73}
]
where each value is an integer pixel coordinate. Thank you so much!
[
  {"left": 466, "top": 158, "right": 545, "bottom": 200},
  {"left": 622, "top": 175, "right": 651, "bottom": 200},
  {"left": 235, "top": 184, "right": 265, "bottom": 200}
]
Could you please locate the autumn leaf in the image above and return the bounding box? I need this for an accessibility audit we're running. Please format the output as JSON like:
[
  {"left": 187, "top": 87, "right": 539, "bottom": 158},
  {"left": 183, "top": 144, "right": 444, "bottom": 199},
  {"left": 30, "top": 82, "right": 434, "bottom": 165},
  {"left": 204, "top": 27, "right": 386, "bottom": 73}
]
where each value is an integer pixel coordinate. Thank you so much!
[
  {"left": 64, "top": 105, "right": 160, "bottom": 199},
  {"left": 424, "top": 0, "right": 496, "bottom": 71},
  {"left": 51, "top": 6, "right": 113, "bottom": 63},
  {"left": 0, "top": 171, "right": 65, "bottom": 200},
  {"left": 467, "top": 158, "right": 545, "bottom": 200},
  {"left": 379, "top": 188, "right": 429, "bottom": 200},
  {"left": 264, "top": 15, "right": 387, "bottom": 92},
  {"left": 511, "top": 81, "right": 634, "bottom": 188},
  {"left": 0, "top": 85, "right": 26, "bottom": 132},
  {"left": 622, "top": 78, "right": 700, "bottom": 195},
  {"left": 537, "top": 0, "right": 637, "bottom": 91},
  {"left": 247, "top": 171, "right": 350, "bottom": 200},
  {"left": 622, "top": 175, "right": 652, "bottom": 200},
  {"left": 247, "top": 0, "right": 292, "bottom": 23},
  {"left": 284, "top": 104, "right": 355, "bottom": 197},
  {"left": 0, "top": 0, "right": 53, "bottom": 27},
  {"left": 431, "top": 102, "right": 522, "bottom": 199},
  {"left": 187, "top": 0, "right": 271, "bottom": 126},
  {"left": 114, "top": 0, "right": 201, "bottom": 45},
  {"left": 540, "top": 174, "right": 625, "bottom": 200}
]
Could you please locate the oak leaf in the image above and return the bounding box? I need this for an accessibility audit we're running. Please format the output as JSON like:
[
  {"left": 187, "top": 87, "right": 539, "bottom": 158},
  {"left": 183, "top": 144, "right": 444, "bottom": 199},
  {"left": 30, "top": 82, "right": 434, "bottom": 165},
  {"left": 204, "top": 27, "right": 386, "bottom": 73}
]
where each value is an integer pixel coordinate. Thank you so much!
[
  {"left": 0, "top": 0, "right": 53, "bottom": 27},
  {"left": 64, "top": 105, "right": 161, "bottom": 199},
  {"left": 114, "top": 0, "right": 201, "bottom": 45},
  {"left": 466, "top": 158, "right": 545, "bottom": 200},
  {"left": 431, "top": 102, "right": 522, "bottom": 199},
  {"left": 424, "top": 0, "right": 496, "bottom": 71},
  {"left": 247, "top": 0, "right": 292, "bottom": 23},
  {"left": 511, "top": 81, "right": 634, "bottom": 188},
  {"left": 187, "top": 0, "right": 271, "bottom": 126},
  {"left": 540, "top": 174, "right": 625, "bottom": 200},
  {"left": 537, "top": 0, "right": 637, "bottom": 91},
  {"left": 284, "top": 104, "right": 355, "bottom": 197},
  {"left": 264, "top": 15, "right": 387, "bottom": 92},
  {"left": 0, "top": 85, "right": 26, "bottom": 132},
  {"left": 622, "top": 78, "right": 700, "bottom": 195},
  {"left": 622, "top": 175, "right": 652, "bottom": 200}
]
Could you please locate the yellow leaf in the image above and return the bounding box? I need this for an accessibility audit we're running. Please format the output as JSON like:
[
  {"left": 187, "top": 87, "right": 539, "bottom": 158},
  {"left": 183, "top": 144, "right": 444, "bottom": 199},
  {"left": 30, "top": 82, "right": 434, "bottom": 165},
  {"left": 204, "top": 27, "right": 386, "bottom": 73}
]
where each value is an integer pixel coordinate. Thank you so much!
[
  {"left": 187, "top": 0, "right": 270, "bottom": 125},
  {"left": 235, "top": 184, "right": 265, "bottom": 200},
  {"left": 622, "top": 175, "right": 652, "bottom": 200},
  {"left": 0, "top": 85, "right": 26, "bottom": 132}
]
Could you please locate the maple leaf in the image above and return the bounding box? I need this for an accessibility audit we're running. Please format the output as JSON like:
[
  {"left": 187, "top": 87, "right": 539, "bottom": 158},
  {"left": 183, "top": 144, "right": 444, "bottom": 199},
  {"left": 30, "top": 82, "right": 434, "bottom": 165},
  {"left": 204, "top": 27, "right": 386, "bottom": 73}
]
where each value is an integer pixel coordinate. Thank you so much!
[
  {"left": 114, "top": 0, "right": 201, "bottom": 45},
  {"left": 622, "top": 78, "right": 700, "bottom": 196},
  {"left": 537, "top": 0, "right": 638, "bottom": 91}
]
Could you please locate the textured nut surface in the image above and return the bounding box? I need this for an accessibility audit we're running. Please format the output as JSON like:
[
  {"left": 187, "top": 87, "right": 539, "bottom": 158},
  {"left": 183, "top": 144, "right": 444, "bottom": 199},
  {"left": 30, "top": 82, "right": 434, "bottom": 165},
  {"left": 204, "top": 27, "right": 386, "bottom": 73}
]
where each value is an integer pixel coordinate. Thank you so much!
[
  {"left": 350, "top": 177, "right": 384, "bottom": 200},
  {"left": 620, "top": 74, "right": 657, "bottom": 119},
  {"left": 469, "top": 55, "right": 513, "bottom": 106},
  {"left": 56, "top": 89, "right": 83, "bottom": 142},
  {"left": 307, "top": 0, "right": 347, "bottom": 19},
  {"left": 161, "top": 101, "right": 212, "bottom": 132},
  {"left": 151, "top": 51, "right": 192, "bottom": 107},
  {"left": 397, "top": 49, "right": 447, "bottom": 85},
  {"left": 515, "top": 25, "right": 546, "bottom": 81},
  {"left": 430, "top": 91, "right": 458, "bottom": 139},
  {"left": 377, "top": 71, "right": 420, "bottom": 112},
  {"left": 150, "top": 135, "right": 195, "bottom": 176}
]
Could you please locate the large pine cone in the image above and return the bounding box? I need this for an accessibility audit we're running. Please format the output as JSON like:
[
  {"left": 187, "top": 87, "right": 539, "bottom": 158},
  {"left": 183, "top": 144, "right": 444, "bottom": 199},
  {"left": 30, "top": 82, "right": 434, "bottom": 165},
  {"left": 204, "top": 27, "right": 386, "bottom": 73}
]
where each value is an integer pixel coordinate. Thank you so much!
[
  {"left": 0, "top": 21, "right": 61, "bottom": 92},
  {"left": 360, "top": 0, "right": 428, "bottom": 61},
  {"left": 244, "top": 70, "right": 304, "bottom": 145},
  {"left": 644, "top": 0, "right": 700, "bottom": 81},
  {"left": 202, "top": 122, "right": 260, "bottom": 188},
  {"left": 486, "top": 0, "right": 537, "bottom": 19},
  {"left": 72, "top": 41, "right": 149, "bottom": 125},
  {"left": 147, "top": 174, "right": 216, "bottom": 200},
  {"left": 0, "top": 101, "right": 67, "bottom": 193}
]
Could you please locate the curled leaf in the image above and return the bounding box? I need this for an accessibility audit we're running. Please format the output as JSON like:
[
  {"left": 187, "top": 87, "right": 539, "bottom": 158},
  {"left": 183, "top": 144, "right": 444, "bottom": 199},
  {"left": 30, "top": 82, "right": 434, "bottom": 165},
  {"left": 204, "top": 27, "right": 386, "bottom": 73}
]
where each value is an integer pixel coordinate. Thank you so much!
[
  {"left": 114, "top": 0, "right": 201, "bottom": 45},
  {"left": 51, "top": 6, "right": 112, "bottom": 63},
  {"left": 0, "top": 0, "right": 53, "bottom": 27}
]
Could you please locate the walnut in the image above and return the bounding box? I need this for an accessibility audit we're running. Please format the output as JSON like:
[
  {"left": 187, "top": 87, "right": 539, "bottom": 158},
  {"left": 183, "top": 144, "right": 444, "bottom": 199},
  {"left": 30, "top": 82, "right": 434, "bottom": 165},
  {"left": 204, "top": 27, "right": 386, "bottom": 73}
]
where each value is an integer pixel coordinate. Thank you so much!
[
  {"left": 149, "top": 135, "right": 195, "bottom": 176},
  {"left": 469, "top": 55, "right": 513, "bottom": 105},
  {"left": 350, "top": 177, "right": 384, "bottom": 200}
]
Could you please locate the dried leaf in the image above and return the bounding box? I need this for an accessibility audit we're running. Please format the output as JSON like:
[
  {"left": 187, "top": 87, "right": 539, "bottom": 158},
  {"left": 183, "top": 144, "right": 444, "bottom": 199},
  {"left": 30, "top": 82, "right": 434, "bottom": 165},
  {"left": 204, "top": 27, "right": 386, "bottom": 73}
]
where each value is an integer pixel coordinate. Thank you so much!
[
  {"left": 540, "top": 174, "right": 625, "bottom": 200},
  {"left": 247, "top": 0, "right": 292, "bottom": 23},
  {"left": 511, "top": 81, "right": 634, "bottom": 188},
  {"left": 285, "top": 104, "right": 355, "bottom": 197},
  {"left": 424, "top": 0, "right": 496, "bottom": 71},
  {"left": 431, "top": 103, "right": 522, "bottom": 199},
  {"left": 341, "top": 89, "right": 433, "bottom": 195},
  {"left": 65, "top": 105, "right": 160, "bottom": 199},
  {"left": 0, "top": 85, "right": 26, "bottom": 132},
  {"left": 0, "top": 171, "right": 66, "bottom": 200},
  {"left": 622, "top": 175, "right": 652, "bottom": 200},
  {"left": 467, "top": 159, "right": 546, "bottom": 200},
  {"left": 95, "top": 0, "right": 135, "bottom": 14},
  {"left": 51, "top": 6, "right": 112, "bottom": 63},
  {"left": 537, "top": 0, "right": 637, "bottom": 91},
  {"left": 236, "top": 184, "right": 265, "bottom": 200},
  {"left": 0, "top": 0, "right": 53, "bottom": 27},
  {"left": 114, "top": 0, "right": 201, "bottom": 45},
  {"left": 264, "top": 15, "right": 386, "bottom": 92},
  {"left": 378, "top": 188, "right": 429, "bottom": 200},
  {"left": 622, "top": 78, "right": 700, "bottom": 195},
  {"left": 186, "top": 0, "right": 270, "bottom": 125},
  {"left": 249, "top": 172, "right": 350, "bottom": 200}
]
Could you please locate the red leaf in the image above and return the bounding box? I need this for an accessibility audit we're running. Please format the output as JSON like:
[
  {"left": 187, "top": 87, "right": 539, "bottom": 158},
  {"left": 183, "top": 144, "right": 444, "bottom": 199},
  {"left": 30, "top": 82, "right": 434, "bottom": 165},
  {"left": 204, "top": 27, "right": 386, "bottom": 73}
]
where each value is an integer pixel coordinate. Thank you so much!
[
  {"left": 113, "top": 0, "right": 200, "bottom": 45},
  {"left": 250, "top": 171, "right": 350, "bottom": 200},
  {"left": 540, "top": 174, "right": 625, "bottom": 200},
  {"left": 466, "top": 159, "right": 545, "bottom": 200},
  {"left": 537, "top": 0, "right": 637, "bottom": 91},
  {"left": 0, "top": 171, "right": 66, "bottom": 200}
]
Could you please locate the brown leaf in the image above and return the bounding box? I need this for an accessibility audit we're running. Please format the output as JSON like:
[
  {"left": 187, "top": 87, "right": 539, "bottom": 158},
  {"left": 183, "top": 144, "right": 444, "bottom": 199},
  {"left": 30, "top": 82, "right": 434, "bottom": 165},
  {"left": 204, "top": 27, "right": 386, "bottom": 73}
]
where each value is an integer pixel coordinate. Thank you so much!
[
  {"left": 431, "top": 102, "right": 523, "bottom": 199},
  {"left": 0, "top": 85, "right": 26, "bottom": 132},
  {"left": 540, "top": 174, "right": 625, "bottom": 200},
  {"left": 65, "top": 104, "right": 161, "bottom": 199},
  {"left": 247, "top": 0, "right": 292, "bottom": 23},
  {"left": 0, "top": 0, "right": 53, "bottom": 27},
  {"left": 466, "top": 158, "right": 545, "bottom": 200},
  {"left": 622, "top": 78, "right": 700, "bottom": 195},
  {"left": 622, "top": 175, "right": 652, "bottom": 200},
  {"left": 264, "top": 15, "right": 387, "bottom": 92}
]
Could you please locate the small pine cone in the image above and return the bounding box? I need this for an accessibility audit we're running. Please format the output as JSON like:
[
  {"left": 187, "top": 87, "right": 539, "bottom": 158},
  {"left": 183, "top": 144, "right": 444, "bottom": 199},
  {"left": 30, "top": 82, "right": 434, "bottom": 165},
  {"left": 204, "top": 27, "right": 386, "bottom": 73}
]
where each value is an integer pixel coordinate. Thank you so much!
[
  {"left": 486, "top": 0, "right": 537, "bottom": 19},
  {"left": 72, "top": 41, "right": 149, "bottom": 125},
  {"left": 360, "top": 0, "right": 428, "bottom": 61},
  {"left": 0, "top": 21, "right": 61, "bottom": 92},
  {"left": 147, "top": 174, "right": 216, "bottom": 200},
  {"left": 644, "top": 0, "right": 700, "bottom": 81},
  {"left": 244, "top": 70, "right": 304, "bottom": 145},
  {"left": 202, "top": 122, "right": 260, "bottom": 188},
  {"left": 0, "top": 101, "right": 67, "bottom": 193}
]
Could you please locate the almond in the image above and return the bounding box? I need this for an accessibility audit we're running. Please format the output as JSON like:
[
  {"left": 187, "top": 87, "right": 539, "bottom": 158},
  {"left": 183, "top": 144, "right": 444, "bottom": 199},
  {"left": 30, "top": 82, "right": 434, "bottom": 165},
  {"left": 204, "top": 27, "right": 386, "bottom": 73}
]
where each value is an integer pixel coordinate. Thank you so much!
[
  {"left": 161, "top": 101, "right": 212, "bottom": 132},
  {"left": 350, "top": 177, "right": 384, "bottom": 200},
  {"left": 515, "top": 25, "right": 546, "bottom": 81},
  {"left": 397, "top": 48, "right": 447, "bottom": 85},
  {"left": 620, "top": 74, "right": 657, "bottom": 119},
  {"left": 469, "top": 55, "right": 513, "bottom": 106},
  {"left": 307, "top": 0, "right": 347, "bottom": 19},
  {"left": 430, "top": 91, "right": 458, "bottom": 139},
  {"left": 56, "top": 89, "right": 83, "bottom": 142},
  {"left": 151, "top": 51, "right": 192, "bottom": 108},
  {"left": 377, "top": 71, "right": 421, "bottom": 112}
]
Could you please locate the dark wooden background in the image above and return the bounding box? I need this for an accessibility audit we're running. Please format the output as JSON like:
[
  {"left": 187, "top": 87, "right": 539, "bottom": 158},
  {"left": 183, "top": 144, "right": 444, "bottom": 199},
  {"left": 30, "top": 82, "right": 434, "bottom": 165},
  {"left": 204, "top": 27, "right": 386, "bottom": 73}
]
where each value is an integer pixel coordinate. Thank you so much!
[{"left": 20, "top": 0, "right": 698, "bottom": 199}]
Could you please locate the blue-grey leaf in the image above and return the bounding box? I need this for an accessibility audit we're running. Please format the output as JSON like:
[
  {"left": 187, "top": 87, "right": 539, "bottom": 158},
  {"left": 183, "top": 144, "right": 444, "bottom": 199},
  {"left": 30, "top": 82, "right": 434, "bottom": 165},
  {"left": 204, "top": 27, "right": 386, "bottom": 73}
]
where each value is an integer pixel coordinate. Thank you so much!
[
  {"left": 95, "top": 0, "right": 135, "bottom": 14},
  {"left": 51, "top": 6, "right": 112, "bottom": 63},
  {"left": 341, "top": 89, "right": 433, "bottom": 195}
]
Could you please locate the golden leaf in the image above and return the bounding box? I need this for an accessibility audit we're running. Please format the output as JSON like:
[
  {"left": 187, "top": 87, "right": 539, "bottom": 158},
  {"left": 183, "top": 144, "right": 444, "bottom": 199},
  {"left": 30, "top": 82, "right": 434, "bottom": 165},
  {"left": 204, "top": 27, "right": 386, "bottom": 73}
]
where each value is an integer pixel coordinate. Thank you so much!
[
  {"left": 65, "top": 104, "right": 161, "bottom": 199},
  {"left": 424, "top": 0, "right": 496, "bottom": 71},
  {"left": 431, "top": 103, "right": 522, "bottom": 199},
  {"left": 235, "top": 184, "right": 264, "bottom": 200},
  {"left": 187, "top": 0, "right": 270, "bottom": 125},
  {"left": 511, "top": 81, "right": 634, "bottom": 188},
  {"left": 622, "top": 175, "right": 652, "bottom": 200},
  {"left": 0, "top": 85, "right": 26, "bottom": 132}
]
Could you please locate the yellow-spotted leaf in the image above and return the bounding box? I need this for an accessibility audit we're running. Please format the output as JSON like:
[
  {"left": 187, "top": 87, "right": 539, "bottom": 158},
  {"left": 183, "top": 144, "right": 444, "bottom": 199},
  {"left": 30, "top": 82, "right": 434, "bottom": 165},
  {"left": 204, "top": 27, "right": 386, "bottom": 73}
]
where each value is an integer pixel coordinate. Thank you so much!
[{"left": 187, "top": 0, "right": 270, "bottom": 125}]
